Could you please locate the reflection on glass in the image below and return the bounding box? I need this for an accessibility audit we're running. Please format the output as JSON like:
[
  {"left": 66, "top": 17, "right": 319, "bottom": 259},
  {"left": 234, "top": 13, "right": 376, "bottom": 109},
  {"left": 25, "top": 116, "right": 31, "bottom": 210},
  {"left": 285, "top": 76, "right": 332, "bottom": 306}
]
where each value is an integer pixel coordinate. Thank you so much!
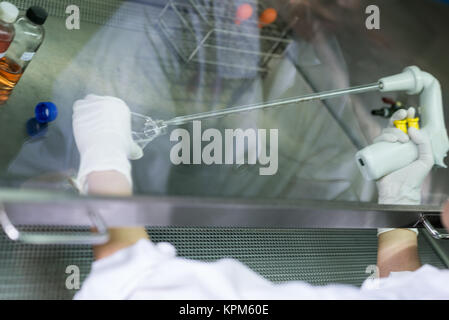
[{"left": 0, "top": 0, "right": 447, "bottom": 206}]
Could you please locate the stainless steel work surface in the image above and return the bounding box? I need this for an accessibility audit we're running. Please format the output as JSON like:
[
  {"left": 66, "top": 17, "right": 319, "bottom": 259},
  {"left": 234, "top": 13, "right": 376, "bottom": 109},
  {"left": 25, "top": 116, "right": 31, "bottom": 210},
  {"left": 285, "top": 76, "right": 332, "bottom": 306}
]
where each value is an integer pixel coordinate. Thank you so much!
[{"left": 0, "top": 188, "right": 442, "bottom": 229}]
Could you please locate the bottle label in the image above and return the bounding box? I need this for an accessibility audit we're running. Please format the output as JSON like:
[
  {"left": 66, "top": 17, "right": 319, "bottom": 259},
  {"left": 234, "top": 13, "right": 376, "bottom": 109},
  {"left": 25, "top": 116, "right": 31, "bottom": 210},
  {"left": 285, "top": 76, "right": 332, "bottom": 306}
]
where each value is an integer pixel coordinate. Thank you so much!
[{"left": 20, "top": 52, "right": 35, "bottom": 61}]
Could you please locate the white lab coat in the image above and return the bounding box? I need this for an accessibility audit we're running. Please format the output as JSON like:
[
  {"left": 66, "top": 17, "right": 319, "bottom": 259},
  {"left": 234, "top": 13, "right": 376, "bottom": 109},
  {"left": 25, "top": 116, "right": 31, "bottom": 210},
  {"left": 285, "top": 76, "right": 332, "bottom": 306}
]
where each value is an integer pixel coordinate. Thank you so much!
[{"left": 75, "top": 239, "right": 449, "bottom": 300}]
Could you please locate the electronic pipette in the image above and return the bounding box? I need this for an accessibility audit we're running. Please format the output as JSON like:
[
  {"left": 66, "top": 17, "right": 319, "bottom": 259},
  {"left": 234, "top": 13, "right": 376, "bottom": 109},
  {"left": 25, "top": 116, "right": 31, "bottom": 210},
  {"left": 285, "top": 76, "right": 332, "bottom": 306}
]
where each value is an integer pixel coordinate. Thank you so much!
[{"left": 133, "top": 66, "right": 449, "bottom": 182}]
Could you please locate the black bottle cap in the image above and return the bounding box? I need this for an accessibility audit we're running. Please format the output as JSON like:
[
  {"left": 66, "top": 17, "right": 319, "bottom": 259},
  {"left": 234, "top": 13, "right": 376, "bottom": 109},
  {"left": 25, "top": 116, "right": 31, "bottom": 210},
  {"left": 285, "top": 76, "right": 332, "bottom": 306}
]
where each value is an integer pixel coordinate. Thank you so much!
[
  {"left": 371, "top": 108, "right": 388, "bottom": 118},
  {"left": 26, "top": 6, "right": 48, "bottom": 25}
]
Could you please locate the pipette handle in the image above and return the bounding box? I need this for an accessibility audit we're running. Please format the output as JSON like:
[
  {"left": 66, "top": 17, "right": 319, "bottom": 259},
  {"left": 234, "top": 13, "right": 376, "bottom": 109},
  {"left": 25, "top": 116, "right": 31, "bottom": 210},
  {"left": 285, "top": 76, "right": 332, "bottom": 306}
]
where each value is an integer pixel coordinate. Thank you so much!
[{"left": 355, "top": 141, "right": 418, "bottom": 181}]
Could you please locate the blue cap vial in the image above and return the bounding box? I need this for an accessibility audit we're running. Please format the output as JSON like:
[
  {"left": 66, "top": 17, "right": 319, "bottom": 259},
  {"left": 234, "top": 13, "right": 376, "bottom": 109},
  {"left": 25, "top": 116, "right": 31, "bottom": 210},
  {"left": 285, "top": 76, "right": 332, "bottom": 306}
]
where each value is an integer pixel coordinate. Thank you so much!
[
  {"left": 26, "top": 118, "right": 48, "bottom": 137},
  {"left": 35, "top": 102, "right": 58, "bottom": 123}
]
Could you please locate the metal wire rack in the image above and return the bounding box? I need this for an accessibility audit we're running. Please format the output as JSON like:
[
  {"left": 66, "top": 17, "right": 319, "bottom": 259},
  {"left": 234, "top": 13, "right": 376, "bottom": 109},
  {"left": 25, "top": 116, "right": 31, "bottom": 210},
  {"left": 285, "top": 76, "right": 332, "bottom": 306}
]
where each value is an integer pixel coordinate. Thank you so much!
[{"left": 157, "top": 0, "right": 294, "bottom": 73}]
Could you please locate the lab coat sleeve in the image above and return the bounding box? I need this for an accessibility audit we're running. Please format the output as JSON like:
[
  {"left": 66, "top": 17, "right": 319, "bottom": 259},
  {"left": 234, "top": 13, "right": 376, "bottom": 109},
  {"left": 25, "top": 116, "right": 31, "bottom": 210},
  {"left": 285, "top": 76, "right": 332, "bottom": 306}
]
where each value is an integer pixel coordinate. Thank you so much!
[{"left": 74, "top": 239, "right": 449, "bottom": 300}]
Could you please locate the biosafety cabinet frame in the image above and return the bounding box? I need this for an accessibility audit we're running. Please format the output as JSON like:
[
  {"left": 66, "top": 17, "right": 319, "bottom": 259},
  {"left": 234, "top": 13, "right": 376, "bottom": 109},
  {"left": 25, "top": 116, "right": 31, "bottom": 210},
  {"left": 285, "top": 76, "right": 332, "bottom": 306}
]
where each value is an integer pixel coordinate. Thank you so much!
[{"left": 0, "top": 188, "right": 447, "bottom": 245}]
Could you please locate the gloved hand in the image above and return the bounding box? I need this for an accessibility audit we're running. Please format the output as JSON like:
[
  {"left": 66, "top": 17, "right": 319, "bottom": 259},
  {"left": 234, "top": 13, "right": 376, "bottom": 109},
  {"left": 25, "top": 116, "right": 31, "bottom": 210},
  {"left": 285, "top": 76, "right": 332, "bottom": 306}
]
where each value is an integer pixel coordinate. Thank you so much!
[
  {"left": 73, "top": 94, "right": 143, "bottom": 193},
  {"left": 374, "top": 107, "right": 434, "bottom": 236}
]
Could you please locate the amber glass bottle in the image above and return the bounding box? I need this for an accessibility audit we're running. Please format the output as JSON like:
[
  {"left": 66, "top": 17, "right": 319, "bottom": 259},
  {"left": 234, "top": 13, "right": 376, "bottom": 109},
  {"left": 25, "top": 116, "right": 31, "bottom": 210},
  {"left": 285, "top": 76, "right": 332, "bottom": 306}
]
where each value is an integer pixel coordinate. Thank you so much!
[{"left": 0, "top": 6, "right": 47, "bottom": 104}]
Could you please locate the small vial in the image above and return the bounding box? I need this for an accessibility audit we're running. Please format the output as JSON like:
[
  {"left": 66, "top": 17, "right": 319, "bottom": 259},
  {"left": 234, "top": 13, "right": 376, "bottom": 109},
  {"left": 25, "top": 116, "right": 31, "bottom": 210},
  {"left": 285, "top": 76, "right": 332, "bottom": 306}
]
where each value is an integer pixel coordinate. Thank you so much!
[{"left": 0, "top": 2, "right": 18, "bottom": 58}]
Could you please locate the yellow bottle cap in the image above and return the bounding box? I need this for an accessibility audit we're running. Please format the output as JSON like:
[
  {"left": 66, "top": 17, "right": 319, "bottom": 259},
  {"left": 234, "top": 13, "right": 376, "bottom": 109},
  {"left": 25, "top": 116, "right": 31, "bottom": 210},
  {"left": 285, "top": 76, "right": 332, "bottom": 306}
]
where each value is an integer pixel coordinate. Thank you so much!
[
  {"left": 407, "top": 117, "right": 420, "bottom": 130},
  {"left": 394, "top": 119, "right": 408, "bottom": 134}
]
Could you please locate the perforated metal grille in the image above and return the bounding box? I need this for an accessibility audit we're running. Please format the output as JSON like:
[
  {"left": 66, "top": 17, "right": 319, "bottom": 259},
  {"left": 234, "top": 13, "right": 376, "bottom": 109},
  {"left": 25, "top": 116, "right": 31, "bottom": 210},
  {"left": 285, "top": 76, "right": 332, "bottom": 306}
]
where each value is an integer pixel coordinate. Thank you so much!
[
  {"left": 9, "top": 0, "right": 164, "bottom": 29},
  {"left": 148, "top": 228, "right": 447, "bottom": 285},
  {"left": 0, "top": 227, "right": 93, "bottom": 300},
  {"left": 0, "top": 227, "right": 446, "bottom": 300}
]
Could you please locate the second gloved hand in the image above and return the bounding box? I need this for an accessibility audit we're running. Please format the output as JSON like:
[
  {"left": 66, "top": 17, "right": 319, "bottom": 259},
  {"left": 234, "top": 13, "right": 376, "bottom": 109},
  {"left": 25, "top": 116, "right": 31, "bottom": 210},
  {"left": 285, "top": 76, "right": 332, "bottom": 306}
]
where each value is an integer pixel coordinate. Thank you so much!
[
  {"left": 375, "top": 108, "right": 434, "bottom": 205},
  {"left": 73, "top": 94, "right": 143, "bottom": 193},
  {"left": 375, "top": 108, "right": 434, "bottom": 236}
]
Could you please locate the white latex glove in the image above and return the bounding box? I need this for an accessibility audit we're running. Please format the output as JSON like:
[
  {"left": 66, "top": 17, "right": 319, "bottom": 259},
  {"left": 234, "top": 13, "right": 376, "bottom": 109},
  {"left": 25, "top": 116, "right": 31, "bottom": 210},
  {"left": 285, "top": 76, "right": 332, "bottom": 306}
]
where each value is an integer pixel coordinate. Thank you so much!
[
  {"left": 374, "top": 108, "right": 434, "bottom": 236},
  {"left": 73, "top": 94, "right": 143, "bottom": 193}
]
